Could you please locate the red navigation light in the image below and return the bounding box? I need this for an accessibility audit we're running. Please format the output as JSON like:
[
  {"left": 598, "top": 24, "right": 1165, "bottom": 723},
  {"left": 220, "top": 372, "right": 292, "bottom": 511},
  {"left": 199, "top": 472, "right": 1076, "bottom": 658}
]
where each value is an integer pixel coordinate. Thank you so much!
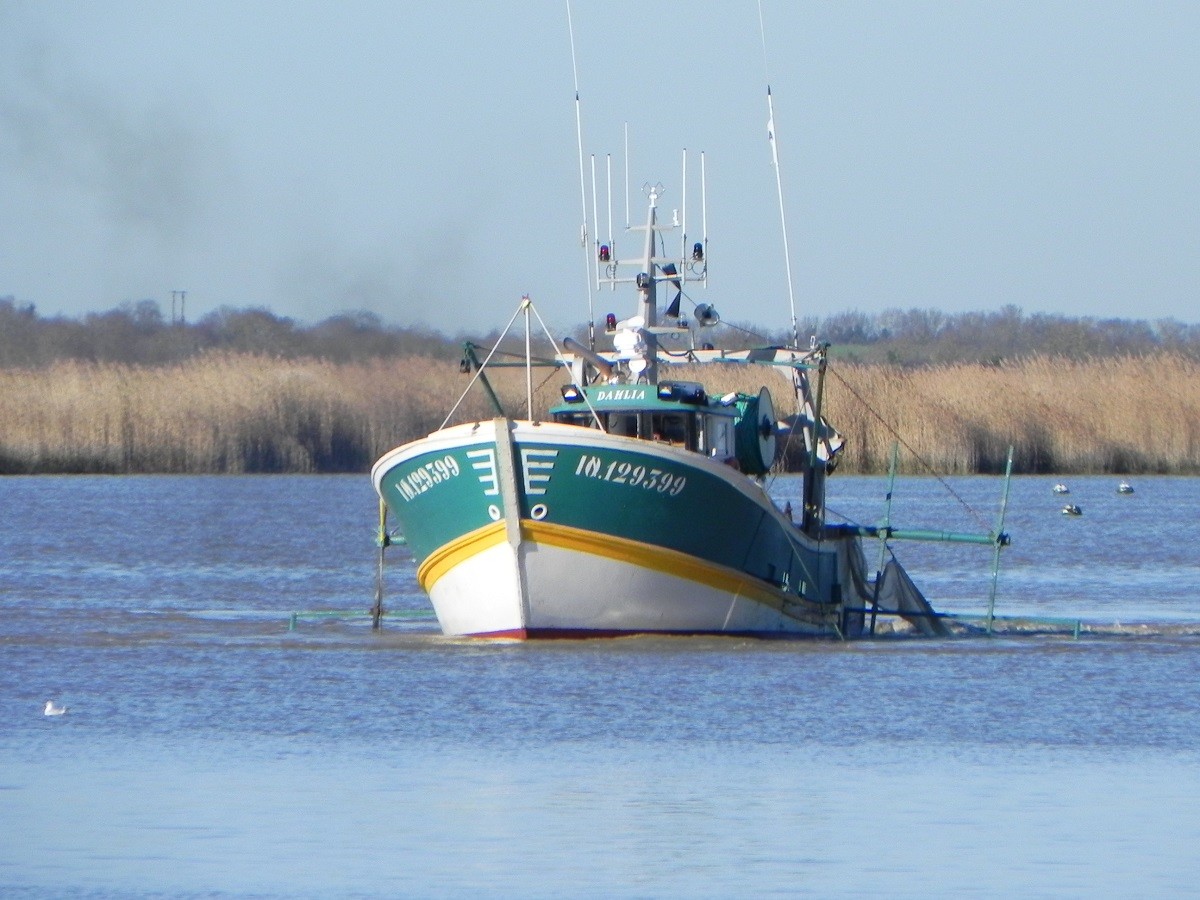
[
  {"left": 692, "top": 242, "right": 704, "bottom": 261},
  {"left": 599, "top": 244, "right": 610, "bottom": 262},
  {"left": 605, "top": 313, "right": 617, "bottom": 331}
]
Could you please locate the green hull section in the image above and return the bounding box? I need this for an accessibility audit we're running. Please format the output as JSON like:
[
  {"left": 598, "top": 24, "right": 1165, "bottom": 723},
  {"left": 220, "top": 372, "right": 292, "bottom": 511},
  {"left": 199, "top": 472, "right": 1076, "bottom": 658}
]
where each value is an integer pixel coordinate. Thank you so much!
[{"left": 374, "top": 420, "right": 845, "bottom": 609}]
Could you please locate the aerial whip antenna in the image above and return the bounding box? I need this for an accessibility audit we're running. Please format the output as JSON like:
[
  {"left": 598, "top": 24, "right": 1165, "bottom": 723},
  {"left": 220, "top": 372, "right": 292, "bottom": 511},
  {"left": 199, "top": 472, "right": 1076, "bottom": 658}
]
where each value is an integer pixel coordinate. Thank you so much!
[
  {"left": 567, "top": 1, "right": 597, "bottom": 350},
  {"left": 759, "top": 1, "right": 800, "bottom": 349}
]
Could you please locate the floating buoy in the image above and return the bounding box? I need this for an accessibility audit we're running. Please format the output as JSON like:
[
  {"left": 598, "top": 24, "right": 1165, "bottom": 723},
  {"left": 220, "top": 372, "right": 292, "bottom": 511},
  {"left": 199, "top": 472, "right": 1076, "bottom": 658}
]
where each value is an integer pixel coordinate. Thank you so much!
[
  {"left": 1117, "top": 482, "right": 1134, "bottom": 494},
  {"left": 1052, "top": 483, "right": 1070, "bottom": 494},
  {"left": 43, "top": 700, "right": 66, "bottom": 716},
  {"left": 1061, "top": 504, "right": 1083, "bottom": 516}
]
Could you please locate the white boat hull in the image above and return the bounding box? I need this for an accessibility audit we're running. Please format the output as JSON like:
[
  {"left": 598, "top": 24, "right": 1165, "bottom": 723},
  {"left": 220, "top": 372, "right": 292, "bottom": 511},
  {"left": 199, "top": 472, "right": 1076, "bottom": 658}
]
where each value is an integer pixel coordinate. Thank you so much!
[
  {"left": 376, "top": 419, "right": 860, "bottom": 639},
  {"left": 423, "top": 521, "right": 840, "bottom": 639}
]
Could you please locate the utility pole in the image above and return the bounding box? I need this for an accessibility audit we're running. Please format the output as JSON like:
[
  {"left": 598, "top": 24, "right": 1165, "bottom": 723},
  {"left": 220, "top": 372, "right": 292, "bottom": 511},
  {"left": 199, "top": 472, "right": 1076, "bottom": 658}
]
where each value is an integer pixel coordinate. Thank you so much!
[{"left": 171, "top": 290, "right": 187, "bottom": 325}]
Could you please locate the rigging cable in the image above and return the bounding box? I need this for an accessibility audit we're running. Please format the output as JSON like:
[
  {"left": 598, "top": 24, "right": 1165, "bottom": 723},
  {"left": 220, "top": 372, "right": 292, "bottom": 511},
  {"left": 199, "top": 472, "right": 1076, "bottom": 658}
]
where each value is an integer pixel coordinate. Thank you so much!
[{"left": 827, "top": 364, "right": 993, "bottom": 532}]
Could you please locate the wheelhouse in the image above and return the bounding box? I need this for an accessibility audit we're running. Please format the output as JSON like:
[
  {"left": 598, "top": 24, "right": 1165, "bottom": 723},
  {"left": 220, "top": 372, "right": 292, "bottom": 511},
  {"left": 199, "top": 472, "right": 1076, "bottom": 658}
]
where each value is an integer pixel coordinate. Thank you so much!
[{"left": 550, "top": 380, "right": 740, "bottom": 462}]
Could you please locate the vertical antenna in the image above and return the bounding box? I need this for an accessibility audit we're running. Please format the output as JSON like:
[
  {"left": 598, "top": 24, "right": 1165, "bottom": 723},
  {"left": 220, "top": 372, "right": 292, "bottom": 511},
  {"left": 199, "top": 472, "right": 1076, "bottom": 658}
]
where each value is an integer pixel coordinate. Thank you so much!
[
  {"left": 761, "top": 3, "right": 800, "bottom": 348},
  {"left": 605, "top": 153, "right": 614, "bottom": 271},
  {"left": 624, "top": 122, "right": 630, "bottom": 230},
  {"left": 700, "top": 151, "right": 708, "bottom": 284},
  {"left": 681, "top": 149, "right": 688, "bottom": 269},
  {"left": 567, "top": 1, "right": 596, "bottom": 348},
  {"left": 590, "top": 154, "right": 599, "bottom": 286}
]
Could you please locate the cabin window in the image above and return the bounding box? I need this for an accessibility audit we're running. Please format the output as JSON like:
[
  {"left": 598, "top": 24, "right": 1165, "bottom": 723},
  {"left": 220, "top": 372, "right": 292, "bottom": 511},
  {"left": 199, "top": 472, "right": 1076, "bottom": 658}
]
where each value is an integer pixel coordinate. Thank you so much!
[
  {"left": 651, "top": 413, "right": 695, "bottom": 449},
  {"left": 608, "top": 414, "right": 639, "bottom": 437},
  {"left": 553, "top": 409, "right": 701, "bottom": 451}
]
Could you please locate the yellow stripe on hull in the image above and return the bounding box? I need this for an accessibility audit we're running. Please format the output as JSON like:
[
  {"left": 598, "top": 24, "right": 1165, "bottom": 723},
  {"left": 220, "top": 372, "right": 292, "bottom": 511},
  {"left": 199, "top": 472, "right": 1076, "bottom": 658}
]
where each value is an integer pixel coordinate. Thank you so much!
[
  {"left": 418, "top": 517, "right": 810, "bottom": 620},
  {"left": 417, "top": 521, "right": 508, "bottom": 591}
]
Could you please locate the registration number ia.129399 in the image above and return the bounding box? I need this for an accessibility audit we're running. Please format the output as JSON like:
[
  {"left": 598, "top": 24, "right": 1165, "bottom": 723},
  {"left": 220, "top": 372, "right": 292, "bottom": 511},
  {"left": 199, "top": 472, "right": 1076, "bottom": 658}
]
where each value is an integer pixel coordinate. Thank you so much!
[
  {"left": 574, "top": 453, "right": 687, "bottom": 496},
  {"left": 395, "top": 454, "right": 461, "bottom": 501}
]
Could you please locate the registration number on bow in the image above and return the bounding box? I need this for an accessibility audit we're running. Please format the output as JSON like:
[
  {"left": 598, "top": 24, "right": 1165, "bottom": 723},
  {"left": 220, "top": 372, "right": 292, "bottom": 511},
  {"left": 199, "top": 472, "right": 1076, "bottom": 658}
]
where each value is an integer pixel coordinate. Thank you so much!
[
  {"left": 574, "top": 454, "right": 687, "bottom": 496},
  {"left": 396, "top": 455, "right": 461, "bottom": 501}
]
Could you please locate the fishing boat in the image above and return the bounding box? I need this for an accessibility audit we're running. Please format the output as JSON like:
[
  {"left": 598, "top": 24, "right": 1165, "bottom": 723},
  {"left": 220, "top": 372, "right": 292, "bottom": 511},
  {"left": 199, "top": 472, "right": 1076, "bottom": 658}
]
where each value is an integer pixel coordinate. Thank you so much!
[
  {"left": 370, "top": 49, "right": 1011, "bottom": 639},
  {"left": 370, "top": 182, "right": 1010, "bottom": 637}
]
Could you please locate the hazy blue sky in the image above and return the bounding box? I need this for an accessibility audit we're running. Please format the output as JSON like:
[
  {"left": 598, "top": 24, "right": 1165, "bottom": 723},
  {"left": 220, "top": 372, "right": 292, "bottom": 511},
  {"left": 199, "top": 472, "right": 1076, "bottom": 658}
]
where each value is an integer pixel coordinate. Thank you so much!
[{"left": 2, "top": 1, "right": 1197, "bottom": 334}]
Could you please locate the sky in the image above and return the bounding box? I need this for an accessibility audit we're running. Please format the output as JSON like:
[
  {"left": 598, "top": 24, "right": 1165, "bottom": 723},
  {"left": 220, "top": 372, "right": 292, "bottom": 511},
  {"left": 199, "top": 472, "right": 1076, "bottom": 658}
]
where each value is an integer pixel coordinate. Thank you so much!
[{"left": 2, "top": 1, "right": 1198, "bottom": 336}]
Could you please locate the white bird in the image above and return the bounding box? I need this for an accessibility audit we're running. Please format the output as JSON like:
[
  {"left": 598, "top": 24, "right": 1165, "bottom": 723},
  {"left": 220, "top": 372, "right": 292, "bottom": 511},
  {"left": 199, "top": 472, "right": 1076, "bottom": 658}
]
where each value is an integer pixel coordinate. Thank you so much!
[{"left": 44, "top": 700, "right": 67, "bottom": 716}]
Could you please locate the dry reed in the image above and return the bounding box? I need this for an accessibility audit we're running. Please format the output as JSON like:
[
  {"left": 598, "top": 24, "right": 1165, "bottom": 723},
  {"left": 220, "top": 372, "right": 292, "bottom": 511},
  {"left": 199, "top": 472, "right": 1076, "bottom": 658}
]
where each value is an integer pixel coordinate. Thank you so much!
[
  {"left": 824, "top": 354, "right": 1200, "bottom": 474},
  {"left": 2, "top": 352, "right": 1198, "bottom": 475}
]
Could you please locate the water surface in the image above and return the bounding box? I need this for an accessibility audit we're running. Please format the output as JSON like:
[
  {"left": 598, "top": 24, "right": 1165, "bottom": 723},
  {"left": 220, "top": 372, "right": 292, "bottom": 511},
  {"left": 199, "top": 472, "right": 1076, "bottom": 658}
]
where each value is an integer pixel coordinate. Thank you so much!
[{"left": 2, "top": 475, "right": 1198, "bottom": 896}]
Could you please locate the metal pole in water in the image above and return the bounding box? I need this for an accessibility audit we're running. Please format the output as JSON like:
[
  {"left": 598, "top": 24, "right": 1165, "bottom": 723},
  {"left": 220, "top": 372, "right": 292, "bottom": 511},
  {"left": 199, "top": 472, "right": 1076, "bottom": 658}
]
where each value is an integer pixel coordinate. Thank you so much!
[
  {"left": 985, "top": 446, "right": 1014, "bottom": 635},
  {"left": 372, "top": 497, "right": 389, "bottom": 631},
  {"left": 869, "top": 442, "right": 900, "bottom": 636}
]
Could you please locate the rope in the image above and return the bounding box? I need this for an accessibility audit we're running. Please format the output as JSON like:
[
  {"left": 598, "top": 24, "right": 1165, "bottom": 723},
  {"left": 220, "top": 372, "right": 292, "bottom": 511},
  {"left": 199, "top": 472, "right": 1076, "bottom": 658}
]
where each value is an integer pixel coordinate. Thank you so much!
[{"left": 827, "top": 365, "right": 993, "bottom": 532}]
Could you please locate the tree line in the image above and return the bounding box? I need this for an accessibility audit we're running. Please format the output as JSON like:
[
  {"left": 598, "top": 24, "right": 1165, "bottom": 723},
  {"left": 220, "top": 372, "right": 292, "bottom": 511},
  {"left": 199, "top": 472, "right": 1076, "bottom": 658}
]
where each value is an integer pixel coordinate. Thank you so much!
[
  {"left": 790, "top": 305, "right": 1200, "bottom": 366},
  {"left": 2, "top": 295, "right": 1199, "bottom": 369},
  {"left": 0, "top": 297, "right": 461, "bottom": 368}
]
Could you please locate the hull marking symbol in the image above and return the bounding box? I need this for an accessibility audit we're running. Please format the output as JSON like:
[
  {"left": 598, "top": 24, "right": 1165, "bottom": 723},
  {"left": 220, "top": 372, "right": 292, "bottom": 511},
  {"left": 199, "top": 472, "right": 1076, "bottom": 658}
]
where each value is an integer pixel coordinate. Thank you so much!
[
  {"left": 520, "top": 448, "right": 560, "bottom": 495},
  {"left": 466, "top": 448, "right": 500, "bottom": 496}
]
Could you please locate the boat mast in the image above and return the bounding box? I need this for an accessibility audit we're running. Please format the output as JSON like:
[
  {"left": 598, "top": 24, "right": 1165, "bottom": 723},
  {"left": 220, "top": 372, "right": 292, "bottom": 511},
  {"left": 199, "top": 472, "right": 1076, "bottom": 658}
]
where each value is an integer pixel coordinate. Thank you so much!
[
  {"left": 766, "top": 85, "right": 800, "bottom": 349},
  {"left": 567, "top": 1, "right": 596, "bottom": 350},
  {"left": 637, "top": 187, "right": 660, "bottom": 385},
  {"left": 759, "top": 2, "right": 800, "bottom": 348}
]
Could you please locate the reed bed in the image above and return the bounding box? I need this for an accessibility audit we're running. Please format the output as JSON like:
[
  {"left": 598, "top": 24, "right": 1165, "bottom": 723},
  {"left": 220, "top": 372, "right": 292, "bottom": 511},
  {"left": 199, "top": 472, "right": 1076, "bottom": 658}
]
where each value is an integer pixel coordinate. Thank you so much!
[
  {"left": 2, "top": 352, "right": 1198, "bottom": 475},
  {"left": 823, "top": 354, "right": 1200, "bottom": 474}
]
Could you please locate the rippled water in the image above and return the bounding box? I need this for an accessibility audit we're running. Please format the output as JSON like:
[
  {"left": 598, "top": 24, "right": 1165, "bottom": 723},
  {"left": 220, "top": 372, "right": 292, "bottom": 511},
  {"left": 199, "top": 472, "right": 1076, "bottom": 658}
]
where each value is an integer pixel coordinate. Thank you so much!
[{"left": 2, "top": 474, "right": 1199, "bottom": 896}]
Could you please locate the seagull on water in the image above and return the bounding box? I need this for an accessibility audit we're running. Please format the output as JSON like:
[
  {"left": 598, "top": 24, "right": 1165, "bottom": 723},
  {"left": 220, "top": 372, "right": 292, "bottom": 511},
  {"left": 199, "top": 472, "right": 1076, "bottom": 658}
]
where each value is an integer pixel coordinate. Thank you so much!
[{"left": 44, "top": 700, "right": 67, "bottom": 716}]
